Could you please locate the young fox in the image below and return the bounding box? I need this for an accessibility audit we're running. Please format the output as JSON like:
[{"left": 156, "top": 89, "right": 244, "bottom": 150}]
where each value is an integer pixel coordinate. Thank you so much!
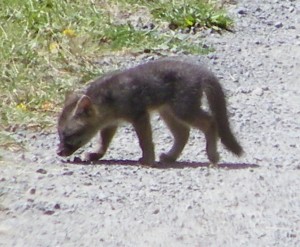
[{"left": 57, "top": 58, "right": 243, "bottom": 165}]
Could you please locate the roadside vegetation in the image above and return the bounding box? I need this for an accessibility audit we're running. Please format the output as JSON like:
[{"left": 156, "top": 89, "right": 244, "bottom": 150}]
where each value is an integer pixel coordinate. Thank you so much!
[{"left": 0, "top": 0, "right": 232, "bottom": 140}]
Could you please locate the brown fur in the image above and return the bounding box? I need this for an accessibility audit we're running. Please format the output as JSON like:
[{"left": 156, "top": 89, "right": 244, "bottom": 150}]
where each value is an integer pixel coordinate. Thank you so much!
[{"left": 57, "top": 58, "right": 243, "bottom": 165}]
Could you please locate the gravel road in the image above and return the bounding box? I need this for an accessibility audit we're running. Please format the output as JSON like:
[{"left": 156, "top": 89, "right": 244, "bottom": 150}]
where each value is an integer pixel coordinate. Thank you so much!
[{"left": 1, "top": 0, "right": 299, "bottom": 246}]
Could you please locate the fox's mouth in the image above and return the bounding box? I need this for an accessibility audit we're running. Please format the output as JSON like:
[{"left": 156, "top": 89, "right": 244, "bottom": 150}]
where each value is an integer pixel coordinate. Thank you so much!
[{"left": 57, "top": 144, "right": 78, "bottom": 157}]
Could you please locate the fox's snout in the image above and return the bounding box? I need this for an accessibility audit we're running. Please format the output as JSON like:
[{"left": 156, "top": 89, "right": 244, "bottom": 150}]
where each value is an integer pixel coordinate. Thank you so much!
[
  {"left": 56, "top": 148, "right": 68, "bottom": 157},
  {"left": 57, "top": 143, "right": 76, "bottom": 157}
]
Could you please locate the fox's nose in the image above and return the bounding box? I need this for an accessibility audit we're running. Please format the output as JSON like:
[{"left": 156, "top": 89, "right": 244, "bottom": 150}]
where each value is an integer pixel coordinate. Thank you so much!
[
  {"left": 57, "top": 145, "right": 68, "bottom": 156},
  {"left": 57, "top": 144, "right": 75, "bottom": 157}
]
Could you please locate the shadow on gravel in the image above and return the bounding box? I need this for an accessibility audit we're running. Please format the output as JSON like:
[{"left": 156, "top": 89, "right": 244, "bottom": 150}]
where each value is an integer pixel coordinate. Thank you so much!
[
  {"left": 156, "top": 162, "right": 259, "bottom": 170},
  {"left": 65, "top": 159, "right": 259, "bottom": 170}
]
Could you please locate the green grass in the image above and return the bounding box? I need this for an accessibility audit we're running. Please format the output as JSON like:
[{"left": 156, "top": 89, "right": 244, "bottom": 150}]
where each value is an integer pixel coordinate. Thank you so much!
[
  {"left": 0, "top": 0, "right": 232, "bottom": 130},
  {"left": 147, "top": 0, "right": 232, "bottom": 31}
]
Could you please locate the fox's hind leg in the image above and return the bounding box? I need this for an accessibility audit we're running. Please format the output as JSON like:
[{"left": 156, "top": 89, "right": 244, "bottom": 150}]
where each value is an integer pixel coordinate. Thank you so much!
[
  {"left": 159, "top": 107, "right": 190, "bottom": 163},
  {"left": 188, "top": 109, "right": 219, "bottom": 164},
  {"left": 172, "top": 103, "right": 219, "bottom": 165}
]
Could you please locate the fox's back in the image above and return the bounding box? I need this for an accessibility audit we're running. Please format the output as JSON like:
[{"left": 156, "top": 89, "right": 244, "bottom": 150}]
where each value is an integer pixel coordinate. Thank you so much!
[{"left": 86, "top": 59, "right": 212, "bottom": 111}]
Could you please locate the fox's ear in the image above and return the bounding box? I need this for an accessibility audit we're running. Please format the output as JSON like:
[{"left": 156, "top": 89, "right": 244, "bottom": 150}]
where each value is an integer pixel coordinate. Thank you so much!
[
  {"left": 64, "top": 89, "right": 86, "bottom": 105},
  {"left": 74, "top": 95, "right": 92, "bottom": 115}
]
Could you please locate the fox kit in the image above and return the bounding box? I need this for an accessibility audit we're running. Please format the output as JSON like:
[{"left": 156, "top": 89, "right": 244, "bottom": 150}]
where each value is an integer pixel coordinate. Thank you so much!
[{"left": 57, "top": 58, "right": 243, "bottom": 165}]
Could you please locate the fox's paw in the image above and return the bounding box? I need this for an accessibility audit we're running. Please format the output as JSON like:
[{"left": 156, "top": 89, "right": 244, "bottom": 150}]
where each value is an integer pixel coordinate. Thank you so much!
[
  {"left": 84, "top": 152, "right": 104, "bottom": 162},
  {"left": 159, "top": 153, "right": 176, "bottom": 163},
  {"left": 207, "top": 152, "right": 220, "bottom": 166},
  {"left": 138, "top": 157, "right": 155, "bottom": 167}
]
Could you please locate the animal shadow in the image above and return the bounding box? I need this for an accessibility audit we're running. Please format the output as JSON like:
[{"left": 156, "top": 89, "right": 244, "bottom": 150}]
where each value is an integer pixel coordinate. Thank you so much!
[{"left": 66, "top": 158, "right": 259, "bottom": 170}]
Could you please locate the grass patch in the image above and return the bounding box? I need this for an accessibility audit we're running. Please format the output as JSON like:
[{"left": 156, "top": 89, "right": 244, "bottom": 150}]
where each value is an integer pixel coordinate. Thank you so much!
[
  {"left": 0, "top": 0, "right": 232, "bottom": 131},
  {"left": 149, "top": 0, "right": 232, "bottom": 31},
  {"left": 118, "top": 0, "right": 233, "bottom": 31}
]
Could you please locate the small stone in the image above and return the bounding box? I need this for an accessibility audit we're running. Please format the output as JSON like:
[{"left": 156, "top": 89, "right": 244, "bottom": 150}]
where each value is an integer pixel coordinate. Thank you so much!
[
  {"left": 62, "top": 171, "right": 74, "bottom": 176},
  {"left": 237, "top": 8, "right": 247, "bottom": 15},
  {"left": 36, "top": 169, "right": 47, "bottom": 174},
  {"left": 289, "top": 7, "right": 295, "bottom": 13},
  {"left": 29, "top": 188, "right": 36, "bottom": 195},
  {"left": 208, "top": 54, "right": 218, "bottom": 60},
  {"left": 252, "top": 87, "right": 264, "bottom": 96},
  {"left": 44, "top": 210, "right": 55, "bottom": 215},
  {"left": 239, "top": 87, "right": 252, "bottom": 94},
  {"left": 153, "top": 209, "right": 160, "bottom": 214},
  {"left": 288, "top": 233, "right": 297, "bottom": 238},
  {"left": 275, "top": 22, "right": 283, "bottom": 28},
  {"left": 168, "top": 22, "right": 178, "bottom": 30}
]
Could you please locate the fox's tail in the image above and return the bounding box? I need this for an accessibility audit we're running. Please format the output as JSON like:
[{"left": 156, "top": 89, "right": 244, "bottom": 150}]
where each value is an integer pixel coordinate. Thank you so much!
[{"left": 203, "top": 74, "right": 243, "bottom": 156}]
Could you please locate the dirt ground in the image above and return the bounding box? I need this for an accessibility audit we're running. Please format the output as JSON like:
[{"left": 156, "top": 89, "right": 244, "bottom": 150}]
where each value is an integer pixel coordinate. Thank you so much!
[{"left": 1, "top": 0, "right": 299, "bottom": 246}]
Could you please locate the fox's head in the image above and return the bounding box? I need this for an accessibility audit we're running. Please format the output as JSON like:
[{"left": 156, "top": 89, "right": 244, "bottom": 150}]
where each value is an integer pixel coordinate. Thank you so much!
[{"left": 57, "top": 93, "right": 100, "bottom": 157}]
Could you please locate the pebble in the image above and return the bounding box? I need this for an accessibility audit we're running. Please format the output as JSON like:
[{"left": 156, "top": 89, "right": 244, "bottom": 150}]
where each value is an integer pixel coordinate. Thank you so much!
[
  {"left": 289, "top": 7, "right": 295, "bottom": 13},
  {"left": 252, "top": 88, "right": 264, "bottom": 96},
  {"left": 237, "top": 8, "right": 247, "bottom": 15},
  {"left": 237, "top": 87, "right": 252, "bottom": 94},
  {"left": 153, "top": 209, "right": 160, "bottom": 214},
  {"left": 62, "top": 171, "right": 74, "bottom": 176},
  {"left": 44, "top": 210, "right": 55, "bottom": 215},
  {"left": 36, "top": 168, "right": 47, "bottom": 174},
  {"left": 275, "top": 22, "right": 283, "bottom": 28},
  {"left": 29, "top": 188, "right": 36, "bottom": 195}
]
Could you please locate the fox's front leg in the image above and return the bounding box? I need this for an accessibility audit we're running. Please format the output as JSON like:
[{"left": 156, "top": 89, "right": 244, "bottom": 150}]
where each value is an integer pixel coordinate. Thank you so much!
[
  {"left": 132, "top": 113, "right": 155, "bottom": 166},
  {"left": 85, "top": 125, "right": 117, "bottom": 161}
]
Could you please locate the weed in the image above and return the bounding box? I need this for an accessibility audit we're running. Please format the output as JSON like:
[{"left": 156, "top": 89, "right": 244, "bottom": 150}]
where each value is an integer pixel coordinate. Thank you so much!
[{"left": 124, "top": 0, "right": 233, "bottom": 31}]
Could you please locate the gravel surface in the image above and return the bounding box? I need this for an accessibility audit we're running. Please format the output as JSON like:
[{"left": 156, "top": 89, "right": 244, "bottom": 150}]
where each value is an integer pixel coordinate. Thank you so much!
[{"left": 1, "top": 0, "right": 299, "bottom": 246}]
